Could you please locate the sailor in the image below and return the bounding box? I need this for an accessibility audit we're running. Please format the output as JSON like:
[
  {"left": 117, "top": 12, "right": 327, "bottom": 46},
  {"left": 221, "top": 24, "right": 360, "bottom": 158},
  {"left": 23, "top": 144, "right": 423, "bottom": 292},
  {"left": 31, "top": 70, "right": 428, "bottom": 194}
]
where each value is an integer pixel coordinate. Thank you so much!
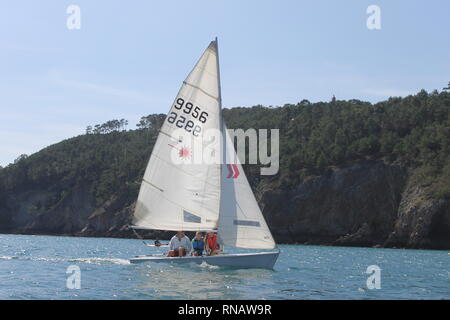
[
  {"left": 191, "top": 232, "right": 205, "bottom": 256},
  {"left": 205, "top": 231, "right": 220, "bottom": 256},
  {"left": 167, "top": 231, "right": 191, "bottom": 257}
]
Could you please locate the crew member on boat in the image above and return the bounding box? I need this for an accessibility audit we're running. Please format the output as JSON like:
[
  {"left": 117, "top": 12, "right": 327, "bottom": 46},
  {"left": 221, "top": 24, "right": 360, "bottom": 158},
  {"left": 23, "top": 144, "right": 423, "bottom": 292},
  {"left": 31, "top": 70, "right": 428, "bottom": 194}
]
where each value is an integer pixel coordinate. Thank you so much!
[
  {"left": 191, "top": 232, "right": 204, "bottom": 256},
  {"left": 205, "top": 231, "right": 220, "bottom": 256},
  {"left": 167, "top": 231, "right": 192, "bottom": 257}
]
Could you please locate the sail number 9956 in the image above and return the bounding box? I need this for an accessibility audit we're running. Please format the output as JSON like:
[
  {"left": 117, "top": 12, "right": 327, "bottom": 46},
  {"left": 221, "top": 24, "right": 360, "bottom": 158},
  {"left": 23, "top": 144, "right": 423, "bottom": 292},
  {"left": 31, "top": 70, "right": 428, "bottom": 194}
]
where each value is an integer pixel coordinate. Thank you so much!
[{"left": 167, "top": 98, "right": 208, "bottom": 136}]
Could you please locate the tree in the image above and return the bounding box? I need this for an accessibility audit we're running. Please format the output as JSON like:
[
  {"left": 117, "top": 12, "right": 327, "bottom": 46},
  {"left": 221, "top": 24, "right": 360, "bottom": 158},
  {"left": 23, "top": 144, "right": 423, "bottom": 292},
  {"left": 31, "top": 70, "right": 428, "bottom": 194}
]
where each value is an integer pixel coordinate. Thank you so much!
[
  {"left": 93, "top": 124, "right": 101, "bottom": 134},
  {"left": 444, "top": 82, "right": 450, "bottom": 91},
  {"left": 119, "top": 119, "right": 129, "bottom": 131},
  {"left": 136, "top": 114, "right": 166, "bottom": 130},
  {"left": 88, "top": 119, "right": 130, "bottom": 134},
  {"left": 299, "top": 99, "right": 311, "bottom": 106},
  {"left": 14, "top": 154, "right": 28, "bottom": 164}
]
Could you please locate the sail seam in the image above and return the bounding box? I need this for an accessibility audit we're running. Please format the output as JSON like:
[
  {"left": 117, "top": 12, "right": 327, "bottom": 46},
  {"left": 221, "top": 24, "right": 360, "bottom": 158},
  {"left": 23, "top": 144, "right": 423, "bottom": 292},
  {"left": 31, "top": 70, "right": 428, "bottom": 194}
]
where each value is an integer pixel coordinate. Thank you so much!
[
  {"left": 183, "top": 81, "right": 219, "bottom": 101},
  {"left": 151, "top": 153, "right": 220, "bottom": 189},
  {"left": 159, "top": 130, "right": 177, "bottom": 140},
  {"left": 145, "top": 185, "right": 219, "bottom": 224},
  {"left": 142, "top": 179, "right": 164, "bottom": 192}
]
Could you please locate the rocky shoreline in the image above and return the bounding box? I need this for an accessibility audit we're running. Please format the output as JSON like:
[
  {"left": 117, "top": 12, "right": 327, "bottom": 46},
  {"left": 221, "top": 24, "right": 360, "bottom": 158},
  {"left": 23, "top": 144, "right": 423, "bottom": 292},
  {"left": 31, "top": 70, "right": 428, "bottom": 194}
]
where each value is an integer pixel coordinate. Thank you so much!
[{"left": 2, "top": 160, "right": 448, "bottom": 250}]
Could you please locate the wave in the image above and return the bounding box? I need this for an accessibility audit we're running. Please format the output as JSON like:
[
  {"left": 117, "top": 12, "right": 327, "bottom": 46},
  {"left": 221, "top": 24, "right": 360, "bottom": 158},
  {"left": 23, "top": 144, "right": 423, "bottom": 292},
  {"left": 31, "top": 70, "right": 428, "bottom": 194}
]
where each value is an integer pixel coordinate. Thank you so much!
[
  {"left": 0, "top": 255, "right": 130, "bottom": 265},
  {"left": 0, "top": 255, "right": 63, "bottom": 262},
  {"left": 69, "top": 257, "right": 130, "bottom": 265},
  {"left": 0, "top": 255, "right": 18, "bottom": 260}
]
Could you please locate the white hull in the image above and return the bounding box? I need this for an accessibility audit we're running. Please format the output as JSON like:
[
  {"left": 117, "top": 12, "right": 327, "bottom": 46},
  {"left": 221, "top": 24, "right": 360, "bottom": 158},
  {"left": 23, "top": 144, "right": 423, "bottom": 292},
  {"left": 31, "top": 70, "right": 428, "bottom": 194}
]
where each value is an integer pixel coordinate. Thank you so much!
[{"left": 129, "top": 251, "right": 279, "bottom": 269}]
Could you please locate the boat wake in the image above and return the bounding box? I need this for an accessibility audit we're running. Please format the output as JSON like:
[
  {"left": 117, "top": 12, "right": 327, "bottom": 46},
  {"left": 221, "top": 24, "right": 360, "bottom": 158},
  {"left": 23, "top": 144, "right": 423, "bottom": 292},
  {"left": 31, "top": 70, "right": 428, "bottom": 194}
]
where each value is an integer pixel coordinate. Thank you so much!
[
  {"left": 198, "top": 261, "right": 221, "bottom": 270},
  {"left": 0, "top": 255, "right": 18, "bottom": 260},
  {"left": 69, "top": 257, "right": 131, "bottom": 265},
  {"left": 0, "top": 255, "right": 130, "bottom": 265},
  {"left": 0, "top": 255, "right": 65, "bottom": 262}
]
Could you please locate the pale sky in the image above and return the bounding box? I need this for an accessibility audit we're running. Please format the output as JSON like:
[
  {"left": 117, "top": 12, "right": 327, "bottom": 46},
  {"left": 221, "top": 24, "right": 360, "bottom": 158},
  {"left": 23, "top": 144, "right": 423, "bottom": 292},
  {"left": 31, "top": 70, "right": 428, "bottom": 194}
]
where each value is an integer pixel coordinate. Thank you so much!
[{"left": 0, "top": 0, "right": 449, "bottom": 166}]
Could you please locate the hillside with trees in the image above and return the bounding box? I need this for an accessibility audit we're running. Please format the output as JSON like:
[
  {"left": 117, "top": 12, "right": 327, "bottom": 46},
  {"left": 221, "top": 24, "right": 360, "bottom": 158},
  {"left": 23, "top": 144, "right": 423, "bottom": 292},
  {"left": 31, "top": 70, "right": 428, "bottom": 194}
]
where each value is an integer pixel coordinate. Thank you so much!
[{"left": 0, "top": 88, "right": 449, "bottom": 249}]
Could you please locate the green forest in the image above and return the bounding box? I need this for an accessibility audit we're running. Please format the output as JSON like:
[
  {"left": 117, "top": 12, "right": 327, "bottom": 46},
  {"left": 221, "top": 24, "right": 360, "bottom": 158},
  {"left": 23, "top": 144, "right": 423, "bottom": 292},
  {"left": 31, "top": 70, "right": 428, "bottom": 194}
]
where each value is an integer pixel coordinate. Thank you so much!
[{"left": 0, "top": 88, "right": 449, "bottom": 215}]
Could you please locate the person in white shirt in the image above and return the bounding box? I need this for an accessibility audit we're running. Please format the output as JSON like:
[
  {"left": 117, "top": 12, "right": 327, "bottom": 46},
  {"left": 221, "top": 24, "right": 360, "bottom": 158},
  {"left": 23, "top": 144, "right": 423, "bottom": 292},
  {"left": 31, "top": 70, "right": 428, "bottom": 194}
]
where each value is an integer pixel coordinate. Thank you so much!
[{"left": 167, "top": 231, "right": 192, "bottom": 257}]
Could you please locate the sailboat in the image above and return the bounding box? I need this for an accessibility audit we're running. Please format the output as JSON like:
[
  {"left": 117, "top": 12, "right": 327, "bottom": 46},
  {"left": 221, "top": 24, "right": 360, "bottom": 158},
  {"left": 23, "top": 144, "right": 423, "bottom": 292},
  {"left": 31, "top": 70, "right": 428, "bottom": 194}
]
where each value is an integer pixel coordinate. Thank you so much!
[{"left": 129, "top": 38, "right": 279, "bottom": 269}]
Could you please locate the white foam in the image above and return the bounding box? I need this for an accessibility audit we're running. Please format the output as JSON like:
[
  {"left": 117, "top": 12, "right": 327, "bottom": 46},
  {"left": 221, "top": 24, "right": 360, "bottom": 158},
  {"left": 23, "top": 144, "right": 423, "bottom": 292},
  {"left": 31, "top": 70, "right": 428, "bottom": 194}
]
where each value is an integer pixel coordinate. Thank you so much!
[
  {"left": 32, "top": 257, "right": 65, "bottom": 262},
  {"left": 0, "top": 255, "right": 130, "bottom": 265},
  {"left": 198, "top": 261, "right": 220, "bottom": 269},
  {"left": 69, "top": 257, "right": 131, "bottom": 265},
  {"left": 0, "top": 255, "right": 16, "bottom": 260}
]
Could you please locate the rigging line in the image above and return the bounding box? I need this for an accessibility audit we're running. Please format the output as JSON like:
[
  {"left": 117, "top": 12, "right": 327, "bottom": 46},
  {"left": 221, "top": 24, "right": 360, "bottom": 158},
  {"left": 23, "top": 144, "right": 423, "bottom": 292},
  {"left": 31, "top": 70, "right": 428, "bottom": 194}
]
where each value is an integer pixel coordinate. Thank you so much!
[
  {"left": 131, "top": 227, "right": 152, "bottom": 247},
  {"left": 182, "top": 81, "right": 219, "bottom": 101}
]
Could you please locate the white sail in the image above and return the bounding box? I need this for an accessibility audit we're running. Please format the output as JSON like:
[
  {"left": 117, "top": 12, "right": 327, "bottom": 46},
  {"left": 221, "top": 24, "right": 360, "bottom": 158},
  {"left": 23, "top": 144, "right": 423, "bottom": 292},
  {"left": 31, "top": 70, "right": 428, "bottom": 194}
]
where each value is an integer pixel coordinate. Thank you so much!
[
  {"left": 133, "top": 41, "right": 221, "bottom": 231},
  {"left": 217, "top": 125, "right": 277, "bottom": 249}
]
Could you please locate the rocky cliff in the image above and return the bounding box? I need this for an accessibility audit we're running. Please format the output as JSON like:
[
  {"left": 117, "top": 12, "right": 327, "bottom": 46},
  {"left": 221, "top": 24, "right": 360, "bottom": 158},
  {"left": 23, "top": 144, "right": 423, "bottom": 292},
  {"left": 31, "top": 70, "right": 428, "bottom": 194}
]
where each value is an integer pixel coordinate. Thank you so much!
[
  {"left": 261, "top": 160, "right": 450, "bottom": 249},
  {"left": 1, "top": 159, "right": 448, "bottom": 249}
]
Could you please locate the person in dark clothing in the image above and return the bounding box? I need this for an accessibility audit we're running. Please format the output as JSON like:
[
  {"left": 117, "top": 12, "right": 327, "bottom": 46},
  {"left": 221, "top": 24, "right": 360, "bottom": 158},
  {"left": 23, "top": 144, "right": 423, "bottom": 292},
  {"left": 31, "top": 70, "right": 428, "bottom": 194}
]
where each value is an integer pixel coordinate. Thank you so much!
[{"left": 191, "top": 232, "right": 205, "bottom": 256}]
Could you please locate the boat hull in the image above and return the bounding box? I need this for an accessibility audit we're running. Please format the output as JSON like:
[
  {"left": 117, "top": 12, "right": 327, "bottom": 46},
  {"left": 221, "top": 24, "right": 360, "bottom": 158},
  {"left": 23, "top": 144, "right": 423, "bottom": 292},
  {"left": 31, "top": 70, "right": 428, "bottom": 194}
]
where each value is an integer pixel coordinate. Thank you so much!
[{"left": 129, "top": 251, "right": 279, "bottom": 269}]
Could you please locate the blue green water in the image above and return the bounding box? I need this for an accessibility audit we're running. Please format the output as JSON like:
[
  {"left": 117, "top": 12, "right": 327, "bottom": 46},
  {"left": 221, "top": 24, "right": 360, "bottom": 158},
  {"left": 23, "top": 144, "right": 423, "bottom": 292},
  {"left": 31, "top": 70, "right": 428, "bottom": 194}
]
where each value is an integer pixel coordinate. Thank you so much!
[{"left": 0, "top": 234, "right": 448, "bottom": 299}]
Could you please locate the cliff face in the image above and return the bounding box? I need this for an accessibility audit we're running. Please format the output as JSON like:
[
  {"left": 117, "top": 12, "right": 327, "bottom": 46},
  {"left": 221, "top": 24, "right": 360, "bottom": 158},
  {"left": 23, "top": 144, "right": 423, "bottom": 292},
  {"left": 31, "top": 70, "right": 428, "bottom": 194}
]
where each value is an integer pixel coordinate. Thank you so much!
[
  {"left": 261, "top": 161, "right": 450, "bottom": 249},
  {"left": 384, "top": 178, "right": 450, "bottom": 249},
  {"left": 1, "top": 160, "right": 449, "bottom": 249},
  {"left": 261, "top": 161, "right": 406, "bottom": 246}
]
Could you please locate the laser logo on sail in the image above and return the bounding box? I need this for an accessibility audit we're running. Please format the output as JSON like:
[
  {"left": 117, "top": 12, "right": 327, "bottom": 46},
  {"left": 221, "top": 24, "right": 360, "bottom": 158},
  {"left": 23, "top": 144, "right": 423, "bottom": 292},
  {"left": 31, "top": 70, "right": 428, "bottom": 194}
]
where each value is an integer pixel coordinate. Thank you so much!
[{"left": 179, "top": 147, "right": 192, "bottom": 159}]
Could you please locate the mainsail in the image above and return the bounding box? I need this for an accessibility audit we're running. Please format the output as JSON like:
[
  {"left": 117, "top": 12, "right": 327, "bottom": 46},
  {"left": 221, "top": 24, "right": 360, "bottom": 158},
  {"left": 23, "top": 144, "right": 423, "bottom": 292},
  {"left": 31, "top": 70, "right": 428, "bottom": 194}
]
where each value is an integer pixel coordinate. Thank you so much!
[
  {"left": 133, "top": 40, "right": 221, "bottom": 231},
  {"left": 132, "top": 39, "right": 276, "bottom": 250}
]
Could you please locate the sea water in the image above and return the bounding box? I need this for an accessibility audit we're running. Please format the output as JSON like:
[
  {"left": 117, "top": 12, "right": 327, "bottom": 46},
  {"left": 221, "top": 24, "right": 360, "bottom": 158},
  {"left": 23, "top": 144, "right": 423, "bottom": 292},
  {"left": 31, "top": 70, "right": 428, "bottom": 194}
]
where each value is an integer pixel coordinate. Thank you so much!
[{"left": 0, "top": 234, "right": 448, "bottom": 299}]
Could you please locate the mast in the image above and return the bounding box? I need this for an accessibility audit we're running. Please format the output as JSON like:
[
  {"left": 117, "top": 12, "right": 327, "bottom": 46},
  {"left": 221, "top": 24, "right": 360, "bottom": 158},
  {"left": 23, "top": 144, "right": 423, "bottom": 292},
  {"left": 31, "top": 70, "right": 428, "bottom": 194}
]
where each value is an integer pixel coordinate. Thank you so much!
[
  {"left": 215, "top": 37, "right": 226, "bottom": 167},
  {"left": 215, "top": 37, "right": 222, "bottom": 110},
  {"left": 216, "top": 37, "right": 226, "bottom": 232},
  {"left": 215, "top": 37, "right": 226, "bottom": 250}
]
